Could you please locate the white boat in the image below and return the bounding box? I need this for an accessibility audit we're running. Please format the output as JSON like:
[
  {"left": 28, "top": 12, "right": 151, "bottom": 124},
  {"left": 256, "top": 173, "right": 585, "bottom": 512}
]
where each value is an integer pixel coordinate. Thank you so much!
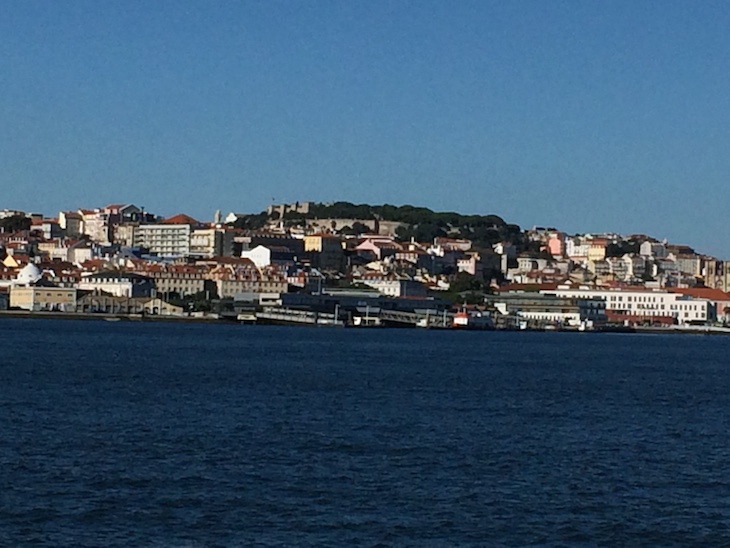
[
  {"left": 452, "top": 306, "right": 493, "bottom": 330},
  {"left": 353, "top": 315, "right": 382, "bottom": 327}
]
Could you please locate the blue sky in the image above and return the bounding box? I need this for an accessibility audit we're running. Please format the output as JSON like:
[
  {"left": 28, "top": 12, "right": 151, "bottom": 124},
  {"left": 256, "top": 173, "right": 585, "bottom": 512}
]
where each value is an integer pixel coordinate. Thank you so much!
[{"left": 2, "top": 1, "right": 729, "bottom": 255}]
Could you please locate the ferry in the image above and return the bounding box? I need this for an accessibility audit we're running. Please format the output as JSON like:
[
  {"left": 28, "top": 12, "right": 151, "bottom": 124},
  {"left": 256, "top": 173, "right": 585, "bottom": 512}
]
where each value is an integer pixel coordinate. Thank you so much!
[{"left": 452, "top": 306, "right": 493, "bottom": 330}]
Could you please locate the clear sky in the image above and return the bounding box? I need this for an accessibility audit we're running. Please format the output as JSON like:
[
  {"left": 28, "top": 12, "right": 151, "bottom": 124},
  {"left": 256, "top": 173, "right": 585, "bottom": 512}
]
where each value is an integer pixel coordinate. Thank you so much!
[{"left": 2, "top": 1, "right": 729, "bottom": 255}]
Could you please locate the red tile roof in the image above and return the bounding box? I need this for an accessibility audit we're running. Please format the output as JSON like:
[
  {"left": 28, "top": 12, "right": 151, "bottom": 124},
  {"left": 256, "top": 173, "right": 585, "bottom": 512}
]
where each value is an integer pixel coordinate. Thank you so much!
[
  {"left": 669, "top": 287, "right": 730, "bottom": 301},
  {"left": 163, "top": 213, "right": 199, "bottom": 225}
]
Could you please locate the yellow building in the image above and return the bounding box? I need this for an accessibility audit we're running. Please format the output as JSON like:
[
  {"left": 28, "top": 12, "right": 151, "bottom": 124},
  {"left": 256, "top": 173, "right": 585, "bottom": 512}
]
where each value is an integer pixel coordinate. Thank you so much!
[
  {"left": 304, "top": 234, "right": 344, "bottom": 271},
  {"left": 587, "top": 239, "right": 608, "bottom": 263},
  {"left": 10, "top": 286, "right": 77, "bottom": 311}
]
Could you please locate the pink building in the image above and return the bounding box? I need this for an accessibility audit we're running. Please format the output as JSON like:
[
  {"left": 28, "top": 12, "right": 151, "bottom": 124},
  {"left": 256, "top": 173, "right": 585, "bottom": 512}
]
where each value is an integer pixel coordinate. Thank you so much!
[{"left": 547, "top": 232, "right": 566, "bottom": 258}]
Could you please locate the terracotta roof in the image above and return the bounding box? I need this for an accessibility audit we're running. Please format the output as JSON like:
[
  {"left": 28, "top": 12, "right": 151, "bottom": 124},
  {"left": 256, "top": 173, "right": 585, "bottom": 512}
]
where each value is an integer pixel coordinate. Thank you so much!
[
  {"left": 136, "top": 263, "right": 210, "bottom": 274},
  {"left": 163, "top": 213, "right": 199, "bottom": 225},
  {"left": 499, "top": 282, "right": 561, "bottom": 292},
  {"left": 79, "top": 258, "right": 107, "bottom": 270},
  {"left": 307, "top": 233, "right": 341, "bottom": 239},
  {"left": 669, "top": 287, "right": 730, "bottom": 301},
  {"left": 199, "top": 256, "right": 257, "bottom": 266}
]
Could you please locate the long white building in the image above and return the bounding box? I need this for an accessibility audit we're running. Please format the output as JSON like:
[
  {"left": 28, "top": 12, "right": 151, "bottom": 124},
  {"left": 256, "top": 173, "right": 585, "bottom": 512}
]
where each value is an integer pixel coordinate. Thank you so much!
[{"left": 541, "top": 286, "right": 715, "bottom": 325}]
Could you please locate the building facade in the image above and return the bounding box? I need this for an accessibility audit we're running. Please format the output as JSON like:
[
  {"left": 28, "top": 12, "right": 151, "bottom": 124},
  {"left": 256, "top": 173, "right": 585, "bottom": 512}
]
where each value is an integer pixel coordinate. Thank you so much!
[
  {"left": 134, "top": 224, "right": 192, "bottom": 257},
  {"left": 10, "top": 286, "right": 77, "bottom": 311},
  {"left": 542, "top": 287, "right": 714, "bottom": 325}
]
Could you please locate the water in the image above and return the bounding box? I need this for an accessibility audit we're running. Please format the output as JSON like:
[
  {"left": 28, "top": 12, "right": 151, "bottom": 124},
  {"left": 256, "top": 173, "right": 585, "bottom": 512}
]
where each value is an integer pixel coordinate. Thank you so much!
[{"left": 2, "top": 318, "right": 730, "bottom": 546}]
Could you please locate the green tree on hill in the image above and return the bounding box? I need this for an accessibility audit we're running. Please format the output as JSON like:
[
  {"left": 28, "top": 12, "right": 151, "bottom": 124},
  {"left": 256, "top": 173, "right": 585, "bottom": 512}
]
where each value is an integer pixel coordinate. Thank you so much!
[
  {"left": 230, "top": 201, "right": 528, "bottom": 250},
  {"left": 0, "top": 215, "right": 31, "bottom": 232}
]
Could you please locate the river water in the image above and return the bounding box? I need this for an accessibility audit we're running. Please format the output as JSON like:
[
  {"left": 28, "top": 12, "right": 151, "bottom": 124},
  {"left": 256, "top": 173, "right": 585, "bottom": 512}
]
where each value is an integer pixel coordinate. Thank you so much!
[{"left": 2, "top": 318, "right": 730, "bottom": 546}]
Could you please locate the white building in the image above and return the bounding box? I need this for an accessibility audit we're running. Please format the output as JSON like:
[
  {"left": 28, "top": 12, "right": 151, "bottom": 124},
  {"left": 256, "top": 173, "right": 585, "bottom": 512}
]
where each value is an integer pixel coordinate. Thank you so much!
[
  {"left": 0, "top": 263, "right": 43, "bottom": 290},
  {"left": 542, "top": 286, "right": 714, "bottom": 325},
  {"left": 565, "top": 238, "right": 590, "bottom": 262},
  {"left": 488, "top": 293, "right": 606, "bottom": 327},
  {"left": 47, "top": 240, "right": 94, "bottom": 264},
  {"left": 78, "top": 272, "right": 155, "bottom": 298},
  {"left": 240, "top": 245, "right": 274, "bottom": 269},
  {"left": 79, "top": 208, "right": 111, "bottom": 245},
  {"left": 606, "top": 255, "right": 646, "bottom": 282},
  {"left": 190, "top": 228, "right": 229, "bottom": 258},
  {"left": 360, "top": 278, "right": 427, "bottom": 297},
  {"left": 640, "top": 241, "right": 668, "bottom": 259},
  {"left": 134, "top": 224, "right": 192, "bottom": 257}
]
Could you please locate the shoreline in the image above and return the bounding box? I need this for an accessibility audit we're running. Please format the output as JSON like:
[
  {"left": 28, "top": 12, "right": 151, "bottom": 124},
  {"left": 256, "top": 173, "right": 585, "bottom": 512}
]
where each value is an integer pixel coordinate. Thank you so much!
[
  {"left": 3, "top": 310, "right": 730, "bottom": 335},
  {"left": 0, "top": 310, "right": 221, "bottom": 323}
]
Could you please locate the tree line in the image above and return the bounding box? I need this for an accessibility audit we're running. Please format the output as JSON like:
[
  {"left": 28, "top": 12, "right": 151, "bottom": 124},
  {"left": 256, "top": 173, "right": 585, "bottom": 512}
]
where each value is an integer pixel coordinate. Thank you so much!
[{"left": 230, "top": 201, "right": 526, "bottom": 250}]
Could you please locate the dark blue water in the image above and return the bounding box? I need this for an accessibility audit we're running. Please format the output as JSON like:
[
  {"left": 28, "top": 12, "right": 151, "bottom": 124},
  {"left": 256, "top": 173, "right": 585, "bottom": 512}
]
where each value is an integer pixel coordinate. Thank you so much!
[{"left": 2, "top": 319, "right": 730, "bottom": 546}]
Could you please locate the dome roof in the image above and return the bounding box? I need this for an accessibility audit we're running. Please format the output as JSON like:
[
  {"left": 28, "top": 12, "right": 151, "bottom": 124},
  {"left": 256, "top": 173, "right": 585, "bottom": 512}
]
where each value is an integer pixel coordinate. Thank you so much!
[{"left": 16, "top": 263, "right": 42, "bottom": 285}]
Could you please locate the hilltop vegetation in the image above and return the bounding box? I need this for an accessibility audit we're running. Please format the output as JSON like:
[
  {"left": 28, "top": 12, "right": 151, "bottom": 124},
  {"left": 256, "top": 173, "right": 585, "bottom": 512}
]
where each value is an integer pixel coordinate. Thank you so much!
[
  {"left": 0, "top": 214, "right": 32, "bottom": 233},
  {"left": 231, "top": 201, "right": 526, "bottom": 250}
]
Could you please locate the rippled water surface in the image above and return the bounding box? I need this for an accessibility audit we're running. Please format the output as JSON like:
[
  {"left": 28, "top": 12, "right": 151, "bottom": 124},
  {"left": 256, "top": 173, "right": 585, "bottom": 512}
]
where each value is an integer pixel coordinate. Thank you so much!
[{"left": 2, "top": 318, "right": 730, "bottom": 546}]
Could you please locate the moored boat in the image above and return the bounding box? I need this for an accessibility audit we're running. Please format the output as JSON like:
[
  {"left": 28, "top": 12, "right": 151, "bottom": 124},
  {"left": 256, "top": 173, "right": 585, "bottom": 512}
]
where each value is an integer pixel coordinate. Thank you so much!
[{"left": 452, "top": 305, "right": 493, "bottom": 330}]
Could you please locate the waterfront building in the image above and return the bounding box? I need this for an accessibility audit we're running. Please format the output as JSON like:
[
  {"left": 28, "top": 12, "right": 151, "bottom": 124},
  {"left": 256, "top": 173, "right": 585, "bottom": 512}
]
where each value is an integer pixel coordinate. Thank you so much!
[
  {"left": 360, "top": 274, "right": 427, "bottom": 298},
  {"left": 668, "top": 287, "right": 730, "bottom": 321},
  {"left": 208, "top": 259, "right": 288, "bottom": 298},
  {"left": 487, "top": 293, "right": 606, "bottom": 327},
  {"left": 76, "top": 292, "right": 145, "bottom": 314},
  {"left": 78, "top": 271, "right": 155, "bottom": 298},
  {"left": 75, "top": 293, "right": 181, "bottom": 315},
  {"left": 541, "top": 286, "right": 714, "bottom": 325},
  {"left": 10, "top": 286, "right": 77, "bottom": 311},
  {"left": 143, "top": 297, "right": 184, "bottom": 315},
  {"left": 132, "top": 264, "right": 215, "bottom": 297}
]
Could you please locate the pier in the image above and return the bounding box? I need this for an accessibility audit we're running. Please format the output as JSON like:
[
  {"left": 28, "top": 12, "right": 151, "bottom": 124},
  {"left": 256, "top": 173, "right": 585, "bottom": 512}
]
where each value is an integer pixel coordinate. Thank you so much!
[{"left": 256, "top": 307, "right": 344, "bottom": 327}]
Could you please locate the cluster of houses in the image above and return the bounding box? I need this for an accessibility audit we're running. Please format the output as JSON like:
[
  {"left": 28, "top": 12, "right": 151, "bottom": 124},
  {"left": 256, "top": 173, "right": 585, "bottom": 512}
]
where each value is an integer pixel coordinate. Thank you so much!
[{"left": 1, "top": 203, "right": 729, "bottom": 328}]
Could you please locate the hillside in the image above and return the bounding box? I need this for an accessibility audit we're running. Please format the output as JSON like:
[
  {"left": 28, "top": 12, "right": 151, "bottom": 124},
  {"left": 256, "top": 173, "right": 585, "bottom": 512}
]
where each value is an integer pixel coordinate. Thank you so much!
[{"left": 232, "top": 201, "right": 527, "bottom": 251}]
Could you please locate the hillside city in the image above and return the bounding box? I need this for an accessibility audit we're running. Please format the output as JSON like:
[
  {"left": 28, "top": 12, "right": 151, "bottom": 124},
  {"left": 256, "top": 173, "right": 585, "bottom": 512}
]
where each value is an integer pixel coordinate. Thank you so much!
[{"left": 2, "top": 200, "right": 730, "bottom": 330}]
